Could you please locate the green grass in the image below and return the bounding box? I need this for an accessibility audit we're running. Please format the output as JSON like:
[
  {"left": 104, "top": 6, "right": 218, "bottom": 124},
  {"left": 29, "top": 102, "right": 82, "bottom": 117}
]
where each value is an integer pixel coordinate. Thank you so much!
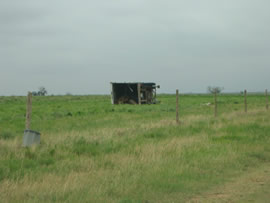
[{"left": 0, "top": 94, "right": 270, "bottom": 202}]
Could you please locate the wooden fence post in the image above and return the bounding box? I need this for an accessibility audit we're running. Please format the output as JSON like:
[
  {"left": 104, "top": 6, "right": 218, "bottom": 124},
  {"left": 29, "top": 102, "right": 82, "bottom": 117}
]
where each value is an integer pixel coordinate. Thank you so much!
[
  {"left": 244, "top": 90, "right": 247, "bottom": 113},
  {"left": 214, "top": 91, "right": 217, "bottom": 117},
  {"left": 137, "top": 83, "right": 141, "bottom": 105},
  {"left": 266, "top": 89, "right": 269, "bottom": 110},
  {"left": 176, "top": 89, "right": 179, "bottom": 124},
  {"left": 26, "top": 92, "right": 32, "bottom": 130}
]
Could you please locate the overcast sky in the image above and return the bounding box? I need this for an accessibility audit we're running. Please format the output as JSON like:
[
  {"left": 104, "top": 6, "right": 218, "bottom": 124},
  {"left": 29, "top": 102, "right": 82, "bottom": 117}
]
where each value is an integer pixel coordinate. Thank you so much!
[{"left": 1, "top": 0, "right": 269, "bottom": 95}]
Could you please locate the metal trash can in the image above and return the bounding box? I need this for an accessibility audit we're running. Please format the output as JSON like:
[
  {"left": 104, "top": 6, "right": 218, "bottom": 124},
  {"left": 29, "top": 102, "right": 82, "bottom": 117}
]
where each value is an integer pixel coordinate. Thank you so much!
[{"left": 23, "top": 130, "right": 41, "bottom": 147}]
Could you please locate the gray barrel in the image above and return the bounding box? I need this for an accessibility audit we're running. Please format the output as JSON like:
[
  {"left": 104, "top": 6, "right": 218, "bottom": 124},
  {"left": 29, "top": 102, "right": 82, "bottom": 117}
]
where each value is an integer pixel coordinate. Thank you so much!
[{"left": 23, "top": 130, "right": 41, "bottom": 147}]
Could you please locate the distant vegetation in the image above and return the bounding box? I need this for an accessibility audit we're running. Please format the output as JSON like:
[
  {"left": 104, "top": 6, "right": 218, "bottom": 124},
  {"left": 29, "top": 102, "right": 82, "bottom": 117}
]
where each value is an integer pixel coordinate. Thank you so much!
[
  {"left": 32, "top": 86, "right": 48, "bottom": 96},
  {"left": 207, "top": 86, "right": 224, "bottom": 94}
]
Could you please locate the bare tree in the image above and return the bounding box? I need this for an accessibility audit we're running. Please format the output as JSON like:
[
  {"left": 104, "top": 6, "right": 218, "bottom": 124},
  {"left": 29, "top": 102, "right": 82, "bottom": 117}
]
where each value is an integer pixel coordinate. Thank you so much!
[
  {"left": 32, "top": 87, "right": 48, "bottom": 96},
  {"left": 207, "top": 86, "right": 224, "bottom": 94},
  {"left": 207, "top": 86, "right": 224, "bottom": 117},
  {"left": 38, "top": 87, "right": 47, "bottom": 96}
]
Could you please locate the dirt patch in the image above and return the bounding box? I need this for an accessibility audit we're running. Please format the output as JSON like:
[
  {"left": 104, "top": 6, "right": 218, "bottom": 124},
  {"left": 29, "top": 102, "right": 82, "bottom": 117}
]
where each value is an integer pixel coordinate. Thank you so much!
[{"left": 189, "top": 163, "right": 270, "bottom": 202}]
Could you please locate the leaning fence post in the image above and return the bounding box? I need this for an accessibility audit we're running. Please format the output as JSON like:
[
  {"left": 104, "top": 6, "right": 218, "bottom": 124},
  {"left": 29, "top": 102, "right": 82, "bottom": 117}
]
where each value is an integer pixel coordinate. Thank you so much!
[
  {"left": 266, "top": 89, "right": 269, "bottom": 110},
  {"left": 176, "top": 89, "right": 179, "bottom": 124},
  {"left": 26, "top": 92, "right": 32, "bottom": 129},
  {"left": 214, "top": 91, "right": 217, "bottom": 117},
  {"left": 244, "top": 90, "right": 247, "bottom": 113}
]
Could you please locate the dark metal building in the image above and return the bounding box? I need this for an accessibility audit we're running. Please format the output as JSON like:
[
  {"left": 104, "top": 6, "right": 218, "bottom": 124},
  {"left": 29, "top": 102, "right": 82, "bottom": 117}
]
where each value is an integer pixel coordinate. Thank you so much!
[{"left": 111, "top": 82, "right": 159, "bottom": 104}]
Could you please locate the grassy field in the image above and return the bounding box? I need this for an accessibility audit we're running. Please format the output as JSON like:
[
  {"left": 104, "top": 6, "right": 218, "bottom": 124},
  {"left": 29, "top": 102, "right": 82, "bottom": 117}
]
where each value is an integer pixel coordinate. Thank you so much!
[{"left": 0, "top": 94, "right": 270, "bottom": 202}]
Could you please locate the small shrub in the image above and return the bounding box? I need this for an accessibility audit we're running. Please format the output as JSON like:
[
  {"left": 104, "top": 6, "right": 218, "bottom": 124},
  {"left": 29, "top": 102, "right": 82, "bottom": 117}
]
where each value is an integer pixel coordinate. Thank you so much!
[
  {"left": 72, "top": 137, "right": 99, "bottom": 156},
  {"left": 0, "top": 131, "right": 15, "bottom": 140},
  {"left": 66, "top": 112, "right": 73, "bottom": 117},
  {"left": 49, "top": 148, "right": 56, "bottom": 156}
]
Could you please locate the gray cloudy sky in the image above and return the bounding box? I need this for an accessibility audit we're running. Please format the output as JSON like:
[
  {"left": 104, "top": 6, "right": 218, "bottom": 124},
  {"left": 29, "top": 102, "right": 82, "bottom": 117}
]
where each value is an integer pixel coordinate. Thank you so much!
[{"left": 1, "top": 0, "right": 270, "bottom": 95}]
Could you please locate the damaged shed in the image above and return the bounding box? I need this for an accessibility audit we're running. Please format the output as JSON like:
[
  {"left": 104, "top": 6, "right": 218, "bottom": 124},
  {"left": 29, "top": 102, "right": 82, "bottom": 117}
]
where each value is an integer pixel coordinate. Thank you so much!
[{"left": 111, "top": 82, "right": 159, "bottom": 104}]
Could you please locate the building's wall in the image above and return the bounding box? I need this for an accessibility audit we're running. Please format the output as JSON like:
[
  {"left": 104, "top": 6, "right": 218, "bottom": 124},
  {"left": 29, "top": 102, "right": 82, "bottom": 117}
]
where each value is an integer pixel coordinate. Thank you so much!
[{"left": 111, "top": 83, "right": 156, "bottom": 104}]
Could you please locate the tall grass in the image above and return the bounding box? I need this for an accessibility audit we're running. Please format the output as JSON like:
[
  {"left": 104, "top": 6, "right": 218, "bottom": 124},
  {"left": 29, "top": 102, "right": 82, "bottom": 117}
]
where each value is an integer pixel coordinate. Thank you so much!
[{"left": 0, "top": 94, "right": 269, "bottom": 202}]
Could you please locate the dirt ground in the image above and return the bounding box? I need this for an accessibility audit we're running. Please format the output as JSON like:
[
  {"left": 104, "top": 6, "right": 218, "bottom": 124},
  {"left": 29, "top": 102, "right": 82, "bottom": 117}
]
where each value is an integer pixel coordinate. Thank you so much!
[{"left": 190, "top": 163, "right": 270, "bottom": 202}]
